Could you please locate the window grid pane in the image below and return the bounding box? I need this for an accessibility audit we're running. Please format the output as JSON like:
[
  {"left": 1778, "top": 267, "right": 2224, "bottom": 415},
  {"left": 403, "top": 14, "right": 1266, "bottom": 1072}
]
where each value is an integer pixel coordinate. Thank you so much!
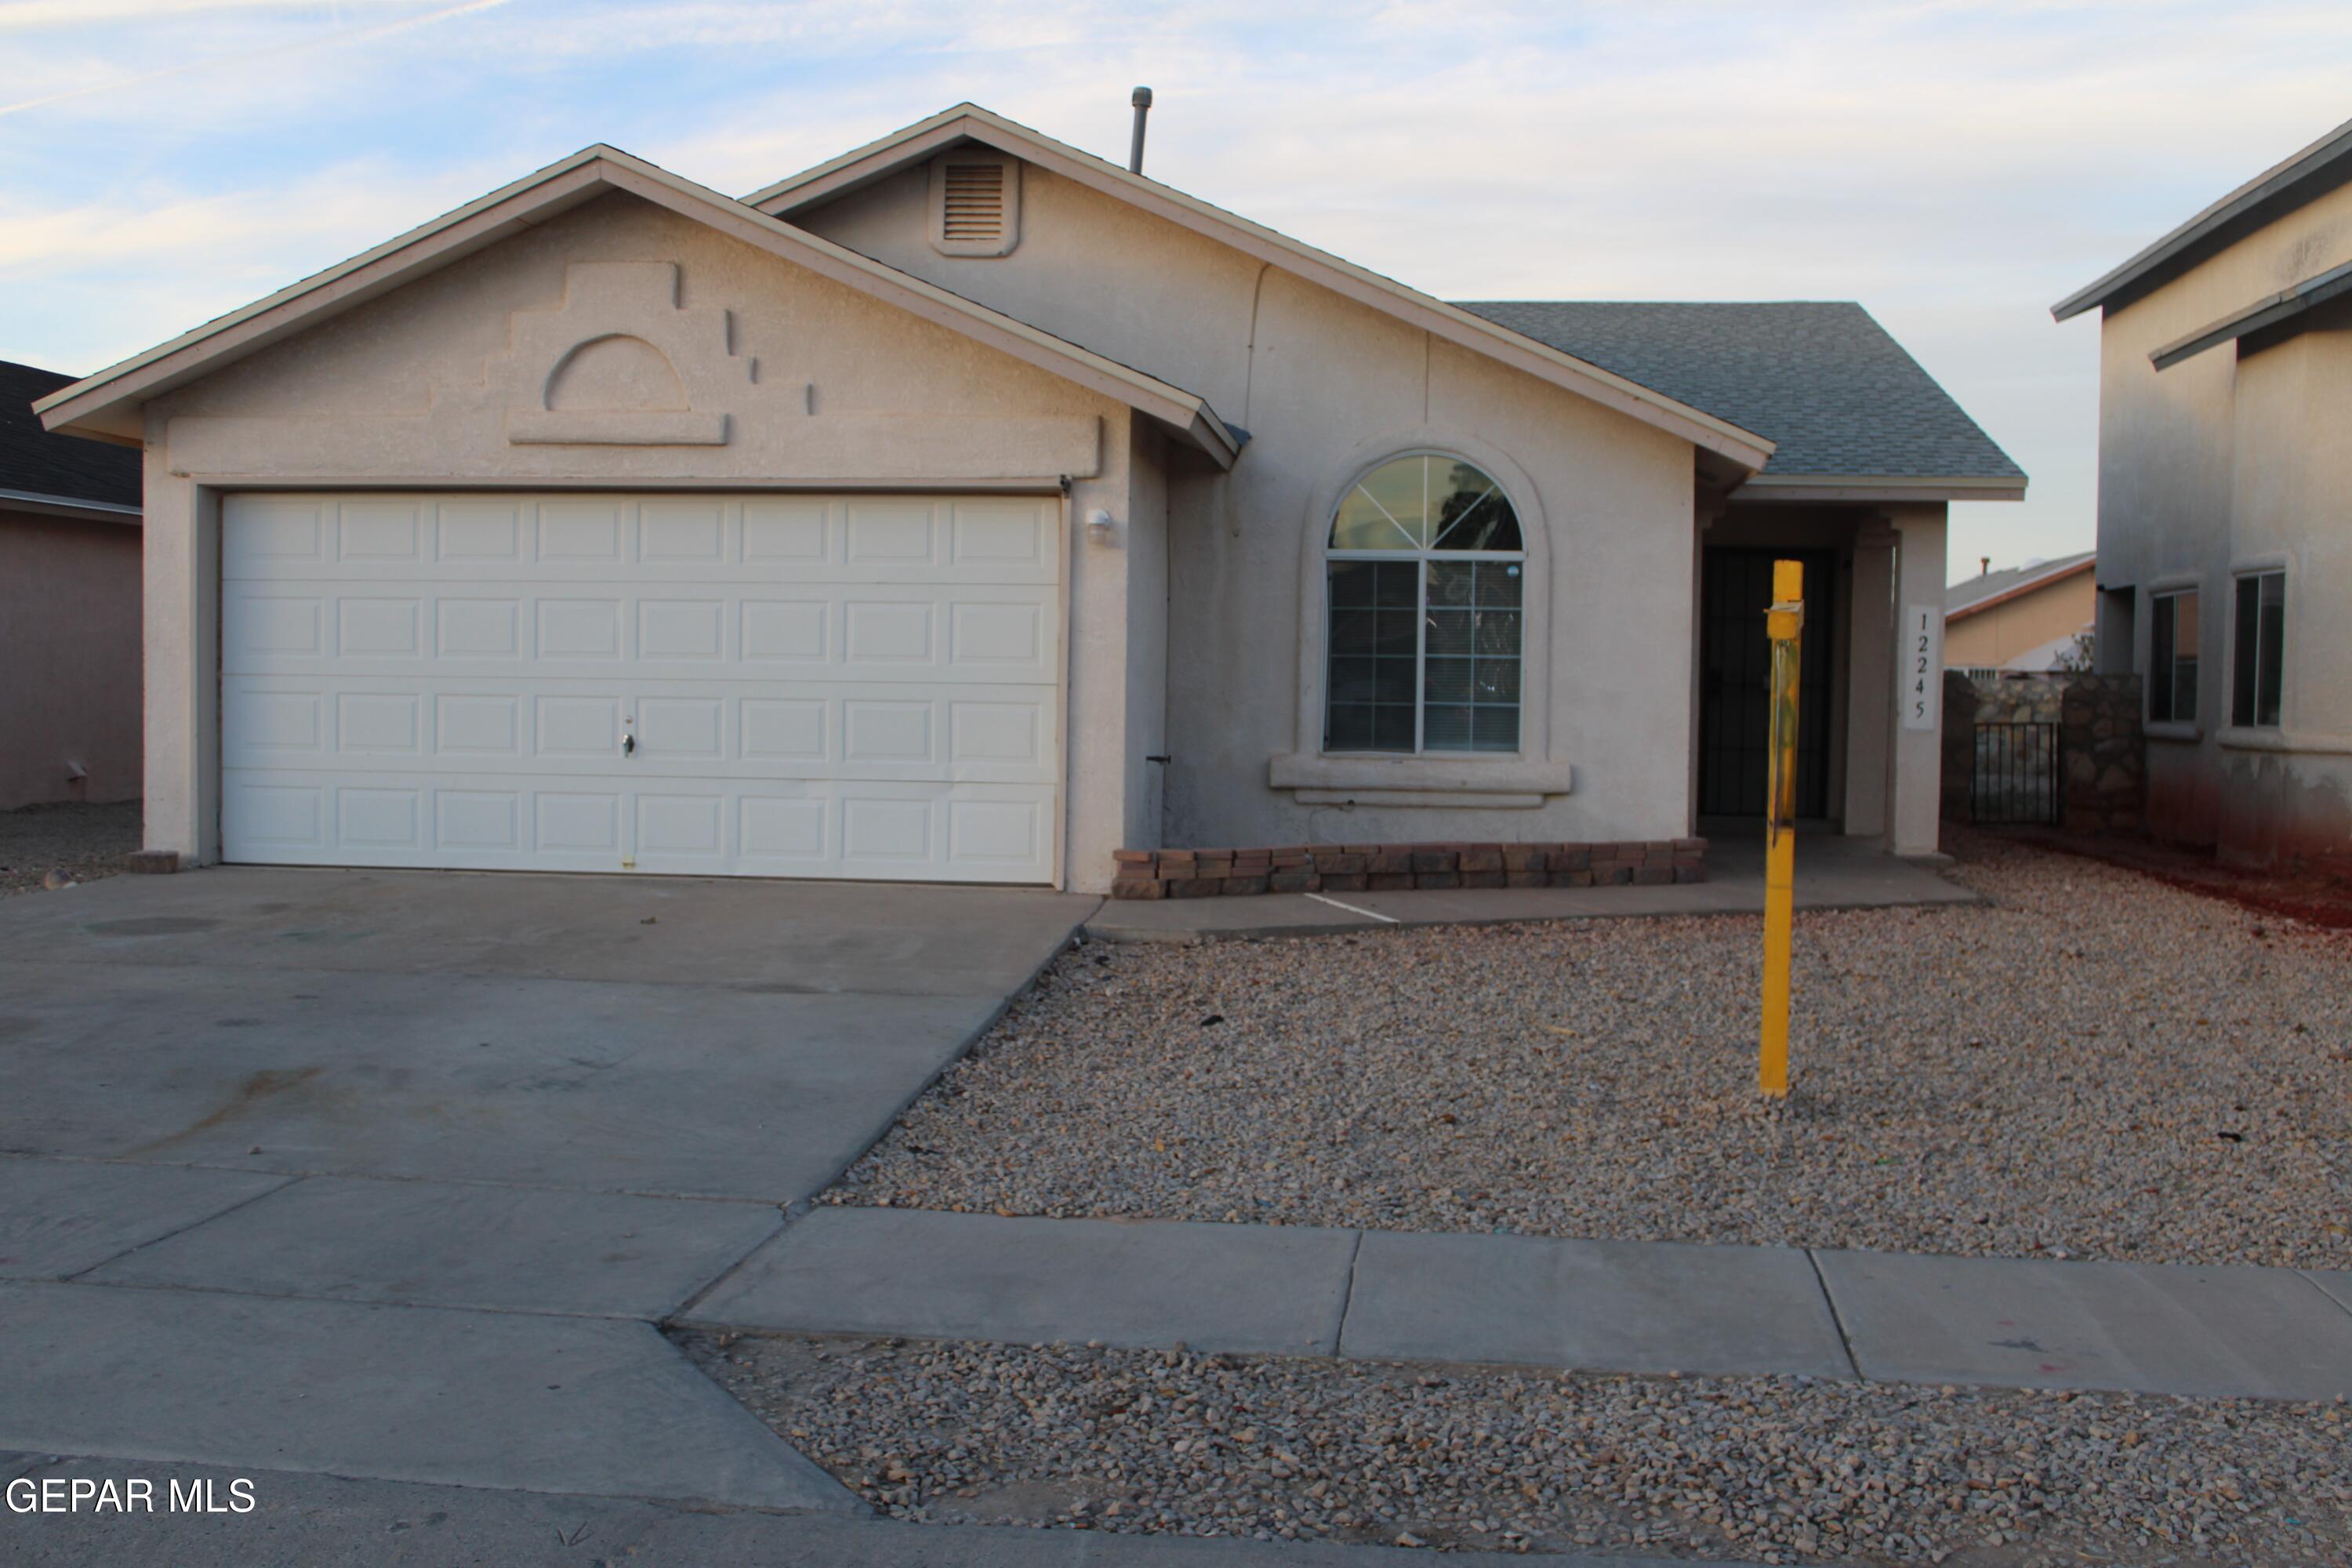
[
  {"left": 1324, "top": 558, "right": 1421, "bottom": 752},
  {"left": 2233, "top": 577, "right": 2259, "bottom": 727},
  {"left": 2256, "top": 573, "right": 2285, "bottom": 728},
  {"left": 1421, "top": 562, "right": 1520, "bottom": 754},
  {"left": 2151, "top": 594, "right": 2177, "bottom": 723},
  {"left": 2232, "top": 572, "right": 2285, "bottom": 728},
  {"left": 2171, "top": 590, "right": 2199, "bottom": 725}
]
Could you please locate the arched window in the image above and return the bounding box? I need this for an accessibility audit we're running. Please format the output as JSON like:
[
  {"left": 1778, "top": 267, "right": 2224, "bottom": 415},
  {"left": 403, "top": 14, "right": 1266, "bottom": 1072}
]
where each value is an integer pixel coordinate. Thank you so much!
[{"left": 1324, "top": 454, "right": 1525, "bottom": 753}]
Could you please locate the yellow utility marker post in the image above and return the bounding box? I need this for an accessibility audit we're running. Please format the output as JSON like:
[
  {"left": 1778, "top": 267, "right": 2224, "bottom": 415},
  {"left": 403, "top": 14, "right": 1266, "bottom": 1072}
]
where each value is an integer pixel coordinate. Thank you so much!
[{"left": 1759, "top": 559, "right": 1804, "bottom": 1099}]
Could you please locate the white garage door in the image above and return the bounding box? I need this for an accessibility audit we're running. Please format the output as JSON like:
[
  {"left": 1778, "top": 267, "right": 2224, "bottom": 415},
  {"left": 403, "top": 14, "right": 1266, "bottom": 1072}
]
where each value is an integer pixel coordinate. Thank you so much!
[{"left": 220, "top": 492, "right": 1062, "bottom": 883}]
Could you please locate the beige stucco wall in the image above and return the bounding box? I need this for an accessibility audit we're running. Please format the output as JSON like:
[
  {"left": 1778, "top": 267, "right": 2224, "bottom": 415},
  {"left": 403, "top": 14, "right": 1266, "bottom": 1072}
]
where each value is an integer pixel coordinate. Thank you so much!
[
  {"left": 1944, "top": 569, "right": 2094, "bottom": 670},
  {"left": 132, "top": 191, "right": 1168, "bottom": 889},
  {"left": 0, "top": 510, "right": 143, "bottom": 809},
  {"left": 2091, "top": 179, "right": 2352, "bottom": 861},
  {"left": 799, "top": 160, "right": 1708, "bottom": 853}
]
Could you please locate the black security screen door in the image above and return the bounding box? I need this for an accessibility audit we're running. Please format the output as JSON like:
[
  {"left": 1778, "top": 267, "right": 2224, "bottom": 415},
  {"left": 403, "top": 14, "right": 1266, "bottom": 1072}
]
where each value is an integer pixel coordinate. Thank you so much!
[{"left": 1699, "top": 548, "right": 1835, "bottom": 818}]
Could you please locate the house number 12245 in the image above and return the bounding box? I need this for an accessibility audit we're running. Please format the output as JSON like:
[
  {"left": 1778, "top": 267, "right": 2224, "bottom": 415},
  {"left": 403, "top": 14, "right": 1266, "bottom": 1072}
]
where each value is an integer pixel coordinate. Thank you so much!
[{"left": 1903, "top": 604, "right": 1940, "bottom": 731}]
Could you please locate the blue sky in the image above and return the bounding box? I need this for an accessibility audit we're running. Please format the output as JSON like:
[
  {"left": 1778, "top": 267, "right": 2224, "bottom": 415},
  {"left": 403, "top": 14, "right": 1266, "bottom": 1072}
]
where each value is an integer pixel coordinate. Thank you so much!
[{"left": 3, "top": 0, "right": 2348, "bottom": 580}]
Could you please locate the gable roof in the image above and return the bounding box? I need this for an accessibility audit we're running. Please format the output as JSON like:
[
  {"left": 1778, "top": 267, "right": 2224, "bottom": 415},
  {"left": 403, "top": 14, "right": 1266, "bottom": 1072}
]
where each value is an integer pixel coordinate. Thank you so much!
[
  {"left": 745, "top": 103, "right": 1776, "bottom": 474},
  {"left": 1458, "top": 301, "right": 2025, "bottom": 499},
  {"left": 37, "top": 144, "right": 1240, "bottom": 469},
  {"left": 1945, "top": 550, "right": 2095, "bottom": 619},
  {"left": 2, "top": 359, "right": 141, "bottom": 520},
  {"left": 2052, "top": 114, "right": 2352, "bottom": 322}
]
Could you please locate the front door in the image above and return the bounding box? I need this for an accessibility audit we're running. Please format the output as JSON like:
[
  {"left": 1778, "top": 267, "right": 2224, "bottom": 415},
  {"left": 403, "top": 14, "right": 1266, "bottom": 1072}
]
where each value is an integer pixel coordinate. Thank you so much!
[{"left": 1698, "top": 548, "right": 1835, "bottom": 818}]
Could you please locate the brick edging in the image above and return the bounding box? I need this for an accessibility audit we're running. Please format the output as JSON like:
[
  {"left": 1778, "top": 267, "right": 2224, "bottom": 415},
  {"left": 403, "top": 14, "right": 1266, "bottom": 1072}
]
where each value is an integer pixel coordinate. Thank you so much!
[{"left": 1109, "top": 840, "right": 1706, "bottom": 900}]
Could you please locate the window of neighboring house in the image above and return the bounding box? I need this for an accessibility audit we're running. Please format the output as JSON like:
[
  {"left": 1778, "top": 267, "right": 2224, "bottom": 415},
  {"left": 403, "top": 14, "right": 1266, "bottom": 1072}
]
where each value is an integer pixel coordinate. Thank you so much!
[
  {"left": 2148, "top": 589, "right": 2199, "bottom": 724},
  {"left": 2231, "top": 570, "right": 2287, "bottom": 728},
  {"left": 1324, "top": 454, "right": 1524, "bottom": 753}
]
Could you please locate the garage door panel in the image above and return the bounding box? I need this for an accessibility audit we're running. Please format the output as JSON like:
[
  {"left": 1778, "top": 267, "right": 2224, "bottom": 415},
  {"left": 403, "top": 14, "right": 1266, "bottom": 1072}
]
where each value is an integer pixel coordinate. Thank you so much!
[
  {"left": 240, "top": 496, "right": 1062, "bottom": 586},
  {"left": 223, "top": 492, "right": 1063, "bottom": 884},
  {"left": 234, "top": 586, "right": 1052, "bottom": 684},
  {"left": 227, "top": 673, "right": 1058, "bottom": 786}
]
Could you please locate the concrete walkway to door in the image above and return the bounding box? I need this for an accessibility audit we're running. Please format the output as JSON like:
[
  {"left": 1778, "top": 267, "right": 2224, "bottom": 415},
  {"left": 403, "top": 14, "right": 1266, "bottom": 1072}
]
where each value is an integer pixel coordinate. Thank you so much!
[{"left": 0, "top": 866, "right": 1093, "bottom": 1513}]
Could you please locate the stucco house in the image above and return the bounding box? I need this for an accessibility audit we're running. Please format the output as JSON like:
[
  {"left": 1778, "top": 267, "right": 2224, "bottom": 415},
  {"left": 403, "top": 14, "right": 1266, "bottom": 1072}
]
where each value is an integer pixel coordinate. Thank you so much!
[
  {"left": 1944, "top": 550, "right": 2096, "bottom": 675},
  {"left": 2054, "top": 114, "right": 2352, "bottom": 866},
  {"left": 37, "top": 103, "right": 2020, "bottom": 893},
  {"left": 2, "top": 358, "right": 143, "bottom": 809}
]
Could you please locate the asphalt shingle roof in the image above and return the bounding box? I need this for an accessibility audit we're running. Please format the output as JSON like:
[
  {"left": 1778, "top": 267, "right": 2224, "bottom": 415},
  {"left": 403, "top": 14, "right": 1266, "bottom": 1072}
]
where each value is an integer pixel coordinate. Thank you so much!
[
  {"left": 1945, "top": 550, "right": 2096, "bottom": 616},
  {"left": 2, "top": 360, "right": 141, "bottom": 508},
  {"left": 1453, "top": 301, "right": 2023, "bottom": 482}
]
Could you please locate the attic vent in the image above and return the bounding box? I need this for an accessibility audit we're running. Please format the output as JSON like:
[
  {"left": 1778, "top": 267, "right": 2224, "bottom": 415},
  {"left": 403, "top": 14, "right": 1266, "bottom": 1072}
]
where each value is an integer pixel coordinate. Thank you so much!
[
  {"left": 942, "top": 164, "right": 1004, "bottom": 241},
  {"left": 929, "top": 151, "right": 1020, "bottom": 258}
]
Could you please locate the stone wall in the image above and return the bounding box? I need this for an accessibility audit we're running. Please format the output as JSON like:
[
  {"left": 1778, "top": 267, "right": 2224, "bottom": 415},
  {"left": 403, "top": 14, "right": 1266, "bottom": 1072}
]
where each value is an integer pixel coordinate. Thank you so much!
[
  {"left": 1109, "top": 839, "right": 1707, "bottom": 899},
  {"left": 2059, "top": 675, "right": 2146, "bottom": 836}
]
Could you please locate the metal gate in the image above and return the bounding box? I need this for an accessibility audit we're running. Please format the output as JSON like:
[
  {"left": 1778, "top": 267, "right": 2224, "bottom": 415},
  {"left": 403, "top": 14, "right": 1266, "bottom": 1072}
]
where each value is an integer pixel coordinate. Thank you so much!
[{"left": 1972, "top": 721, "right": 2060, "bottom": 826}]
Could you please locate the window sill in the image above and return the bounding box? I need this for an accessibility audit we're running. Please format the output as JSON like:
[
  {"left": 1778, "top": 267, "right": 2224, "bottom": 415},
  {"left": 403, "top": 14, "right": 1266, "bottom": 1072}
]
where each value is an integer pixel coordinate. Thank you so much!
[
  {"left": 1269, "top": 752, "right": 1575, "bottom": 803},
  {"left": 2144, "top": 720, "right": 2201, "bottom": 743},
  {"left": 2216, "top": 726, "right": 2352, "bottom": 756}
]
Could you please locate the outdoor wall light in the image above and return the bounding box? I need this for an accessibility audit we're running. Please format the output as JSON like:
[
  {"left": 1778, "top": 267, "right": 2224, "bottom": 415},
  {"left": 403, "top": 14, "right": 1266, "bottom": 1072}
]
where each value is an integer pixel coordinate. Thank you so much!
[{"left": 1085, "top": 508, "right": 1118, "bottom": 546}]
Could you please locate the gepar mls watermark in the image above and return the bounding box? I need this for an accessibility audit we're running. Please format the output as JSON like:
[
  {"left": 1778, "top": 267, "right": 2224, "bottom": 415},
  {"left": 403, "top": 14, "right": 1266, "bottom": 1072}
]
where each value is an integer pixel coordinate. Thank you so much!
[{"left": 8, "top": 1476, "right": 256, "bottom": 1515}]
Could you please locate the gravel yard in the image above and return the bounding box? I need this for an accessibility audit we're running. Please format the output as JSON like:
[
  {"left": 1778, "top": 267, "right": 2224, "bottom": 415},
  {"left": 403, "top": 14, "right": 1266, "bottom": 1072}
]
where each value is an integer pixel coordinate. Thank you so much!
[
  {"left": 829, "top": 833, "right": 2352, "bottom": 1268},
  {"left": 0, "top": 800, "right": 140, "bottom": 898},
  {"left": 684, "top": 1330, "right": 2352, "bottom": 1565}
]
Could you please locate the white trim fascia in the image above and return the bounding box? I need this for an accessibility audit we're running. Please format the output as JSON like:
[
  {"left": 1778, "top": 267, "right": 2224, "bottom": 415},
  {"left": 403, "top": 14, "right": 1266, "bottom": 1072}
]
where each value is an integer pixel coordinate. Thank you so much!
[
  {"left": 0, "top": 486, "right": 141, "bottom": 524},
  {"left": 748, "top": 105, "right": 1777, "bottom": 472},
  {"left": 38, "top": 144, "right": 1240, "bottom": 470},
  {"left": 1732, "top": 474, "right": 2027, "bottom": 503}
]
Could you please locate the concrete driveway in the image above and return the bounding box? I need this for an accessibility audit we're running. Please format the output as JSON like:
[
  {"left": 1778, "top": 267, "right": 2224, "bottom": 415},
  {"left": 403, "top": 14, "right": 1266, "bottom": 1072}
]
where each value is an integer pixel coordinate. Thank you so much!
[{"left": 0, "top": 866, "right": 1094, "bottom": 1513}]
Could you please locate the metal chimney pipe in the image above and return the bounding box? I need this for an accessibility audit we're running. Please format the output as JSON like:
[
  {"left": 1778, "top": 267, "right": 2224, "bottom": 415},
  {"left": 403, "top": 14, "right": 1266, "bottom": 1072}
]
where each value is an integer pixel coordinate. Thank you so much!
[
  {"left": 1128, "top": 86, "right": 1153, "bottom": 173},
  {"left": 1980, "top": 557, "right": 1991, "bottom": 575}
]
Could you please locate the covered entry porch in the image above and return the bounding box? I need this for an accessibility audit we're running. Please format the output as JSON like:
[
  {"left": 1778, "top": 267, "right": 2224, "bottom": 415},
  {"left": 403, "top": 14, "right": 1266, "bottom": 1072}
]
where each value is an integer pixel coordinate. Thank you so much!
[{"left": 1693, "top": 499, "right": 1951, "bottom": 858}]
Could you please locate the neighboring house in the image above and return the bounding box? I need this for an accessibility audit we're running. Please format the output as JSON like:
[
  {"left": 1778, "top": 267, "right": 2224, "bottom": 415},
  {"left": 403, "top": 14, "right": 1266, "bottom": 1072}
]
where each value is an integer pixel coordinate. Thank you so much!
[
  {"left": 36, "top": 103, "right": 2020, "bottom": 891},
  {"left": 2054, "top": 114, "right": 2352, "bottom": 866},
  {"left": 1, "top": 358, "right": 143, "bottom": 810},
  {"left": 1944, "top": 550, "right": 2096, "bottom": 674}
]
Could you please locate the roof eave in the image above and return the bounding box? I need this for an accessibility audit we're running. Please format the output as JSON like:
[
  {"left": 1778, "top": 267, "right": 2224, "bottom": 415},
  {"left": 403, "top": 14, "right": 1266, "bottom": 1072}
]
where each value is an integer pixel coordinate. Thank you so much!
[
  {"left": 37, "top": 147, "right": 619, "bottom": 441},
  {"left": 37, "top": 143, "right": 1240, "bottom": 470},
  {"left": 1946, "top": 557, "right": 2096, "bottom": 622},
  {"left": 1730, "top": 473, "right": 2027, "bottom": 504},
  {"left": 0, "top": 485, "right": 142, "bottom": 524},
  {"left": 2051, "top": 115, "right": 2352, "bottom": 322},
  {"left": 2148, "top": 257, "right": 2352, "bottom": 370},
  {"left": 749, "top": 106, "right": 1776, "bottom": 472}
]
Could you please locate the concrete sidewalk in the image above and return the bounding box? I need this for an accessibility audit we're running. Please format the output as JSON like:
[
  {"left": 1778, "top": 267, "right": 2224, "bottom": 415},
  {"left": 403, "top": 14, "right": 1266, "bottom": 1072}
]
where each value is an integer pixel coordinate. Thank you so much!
[
  {"left": 685, "top": 1207, "right": 2352, "bottom": 1402},
  {"left": 1087, "top": 832, "right": 1976, "bottom": 942}
]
